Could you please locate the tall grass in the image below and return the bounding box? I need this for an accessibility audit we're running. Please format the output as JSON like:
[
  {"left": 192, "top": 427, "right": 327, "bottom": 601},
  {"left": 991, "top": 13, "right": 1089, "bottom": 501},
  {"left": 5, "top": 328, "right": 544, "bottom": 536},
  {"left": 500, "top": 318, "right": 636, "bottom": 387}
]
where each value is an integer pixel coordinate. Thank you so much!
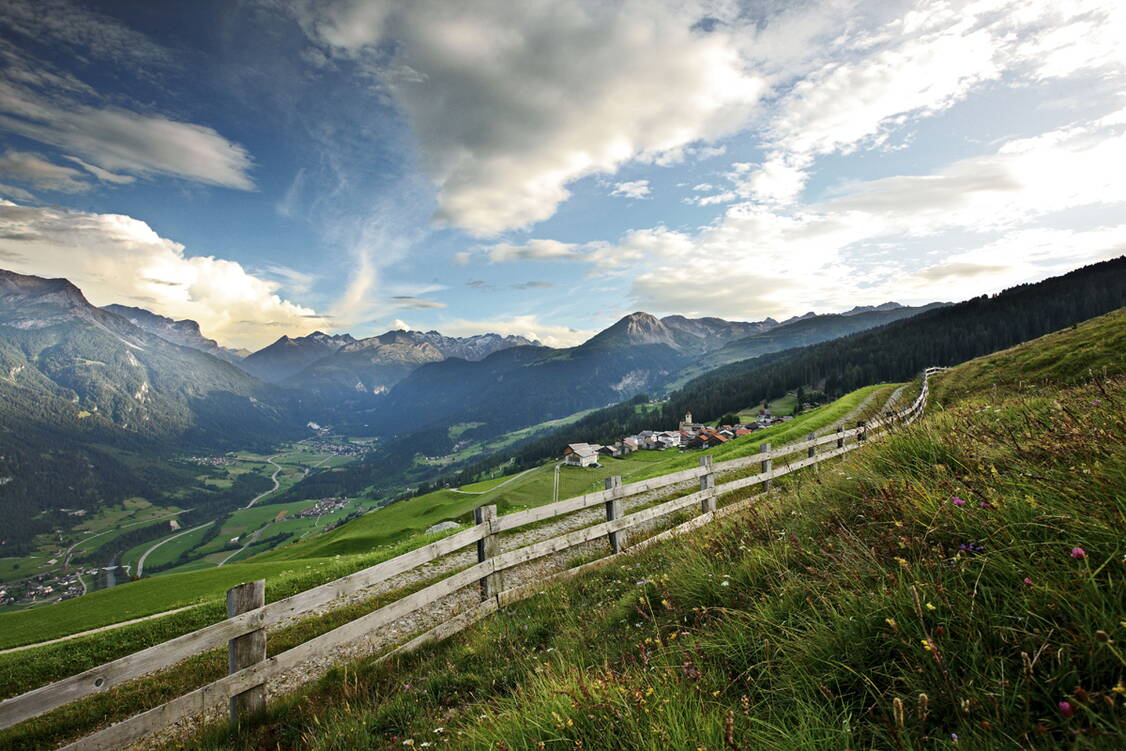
[{"left": 164, "top": 364, "right": 1125, "bottom": 748}]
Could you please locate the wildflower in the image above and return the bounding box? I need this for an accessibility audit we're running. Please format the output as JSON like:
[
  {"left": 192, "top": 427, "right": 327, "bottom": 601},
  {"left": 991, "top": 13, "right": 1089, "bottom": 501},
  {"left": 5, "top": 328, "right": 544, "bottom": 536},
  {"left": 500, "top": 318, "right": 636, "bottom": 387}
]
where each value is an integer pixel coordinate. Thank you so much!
[
  {"left": 921, "top": 639, "right": 933, "bottom": 652},
  {"left": 979, "top": 502, "right": 994, "bottom": 509},
  {"left": 1071, "top": 547, "right": 1087, "bottom": 559},
  {"left": 1023, "top": 577, "right": 1033, "bottom": 585},
  {"left": 720, "top": 580, "right": 730, "bottom": 586},
  {"left": 1111, "top": 682, "right": 1125, "bottom": 696},
  {"left": 926, "top": 602, "right": 937, "bottom": 611},
  {"left": 952, "top": 496, "right": 966, "bottom": 506},
  {"left": 1059, "top": 701, "right": 1074, "bottom": 718},
  {"left": 951, "top": 733, "right": 958, "bottom": 742},
  {"left": 885, "top": 617, "right": 898, "bottom": 630}
]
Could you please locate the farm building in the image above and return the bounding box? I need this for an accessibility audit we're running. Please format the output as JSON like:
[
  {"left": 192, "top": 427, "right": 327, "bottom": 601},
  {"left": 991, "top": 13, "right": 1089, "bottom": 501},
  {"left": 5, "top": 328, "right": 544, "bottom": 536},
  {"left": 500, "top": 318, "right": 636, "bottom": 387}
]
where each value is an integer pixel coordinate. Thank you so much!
[{"left": 563, "top": 442, "right": 601, "bottom": 467}]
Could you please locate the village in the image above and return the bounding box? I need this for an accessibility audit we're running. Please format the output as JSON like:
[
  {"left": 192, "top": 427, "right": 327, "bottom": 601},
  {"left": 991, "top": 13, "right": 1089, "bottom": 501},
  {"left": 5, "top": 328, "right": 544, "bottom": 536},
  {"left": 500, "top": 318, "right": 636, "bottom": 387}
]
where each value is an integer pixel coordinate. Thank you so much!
[{"left": 562, "top": 406, "right": 797, "bottom": 467}]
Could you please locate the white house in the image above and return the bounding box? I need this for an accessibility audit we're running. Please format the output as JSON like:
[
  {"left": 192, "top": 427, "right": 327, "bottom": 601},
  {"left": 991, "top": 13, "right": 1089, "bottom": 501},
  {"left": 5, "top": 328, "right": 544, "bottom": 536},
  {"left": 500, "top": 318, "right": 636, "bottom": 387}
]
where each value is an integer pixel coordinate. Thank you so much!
[{"left": 563, "top": 443, "right": 601, "bottom": 467}]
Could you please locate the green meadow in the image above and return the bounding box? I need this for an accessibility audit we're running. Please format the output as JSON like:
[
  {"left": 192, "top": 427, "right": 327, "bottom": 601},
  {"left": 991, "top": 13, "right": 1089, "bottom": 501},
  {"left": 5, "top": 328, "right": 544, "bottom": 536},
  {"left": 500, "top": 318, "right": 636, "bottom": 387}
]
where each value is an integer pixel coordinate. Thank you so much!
[{"left": 142, "top": 310, "right": 1126, "bottom": 751}]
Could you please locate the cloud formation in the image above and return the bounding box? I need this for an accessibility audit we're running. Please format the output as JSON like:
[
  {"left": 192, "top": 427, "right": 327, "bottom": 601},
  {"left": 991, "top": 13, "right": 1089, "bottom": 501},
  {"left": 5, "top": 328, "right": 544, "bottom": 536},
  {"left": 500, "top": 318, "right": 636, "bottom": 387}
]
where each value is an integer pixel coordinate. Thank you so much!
[
  {"left": 0, "top": 201, "right": 326, "bottom": 348},
  {"left": 294, "top": 0, "right": 764, "bottom": 235},
  {"left": 580, "top": 106, "right": 1126, "bottom": 319},
  {"left": 611, "top": 180, "right": 651, "bottom": 199},
  {"left": 0, "top": 38, "right": 255, "bottom": 191}
]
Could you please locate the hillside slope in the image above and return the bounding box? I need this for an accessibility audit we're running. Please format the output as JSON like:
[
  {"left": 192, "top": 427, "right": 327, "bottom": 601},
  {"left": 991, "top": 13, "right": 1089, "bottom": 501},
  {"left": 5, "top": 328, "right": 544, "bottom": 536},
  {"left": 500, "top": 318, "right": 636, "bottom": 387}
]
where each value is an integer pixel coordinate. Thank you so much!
[{"left": 158, "top": 310, "right": 1125, "bottom": 751}]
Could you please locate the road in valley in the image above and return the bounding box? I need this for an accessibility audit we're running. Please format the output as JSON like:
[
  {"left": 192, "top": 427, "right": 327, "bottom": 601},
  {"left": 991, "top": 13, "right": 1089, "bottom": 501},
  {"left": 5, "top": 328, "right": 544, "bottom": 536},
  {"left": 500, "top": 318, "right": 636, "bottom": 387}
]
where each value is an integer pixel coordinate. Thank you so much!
[
  {"left": 245, "top": 455, "right": 283, "bottom": 508},
  {"left": 136, "top": 521, "right": 215, "bottom": 577}
]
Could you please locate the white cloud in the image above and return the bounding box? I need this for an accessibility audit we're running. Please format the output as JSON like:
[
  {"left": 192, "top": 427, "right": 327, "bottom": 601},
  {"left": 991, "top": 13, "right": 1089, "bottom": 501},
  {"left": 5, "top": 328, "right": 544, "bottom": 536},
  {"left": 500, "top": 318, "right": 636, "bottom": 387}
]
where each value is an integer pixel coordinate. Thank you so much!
[
  {"left": 611, "top": 180, "right": 651, "bottom": 200},
  {"left": 486, "top": 238, "right": 584, "bottom": 263},
  {"left": 294, "top": 0, "right": 765, "bottom": 235},
  {"left": 435, "top": 314, "right": 596, "bottom": 348},
  {"left": 0, "top": 82, "right": 256, "bottom": 190},
  {"left": 727, "top": 0, "right": 1126, "bottom": 207},
  {"left": 0, "top": 150, "right": 91, "bottom": 193},
  {"left": 0, "top": 201, "right": 326, "bottom": 348},
  {"left": 62, "top": 156, "right": 135, "bottom": 185},
  {"left": 0, "top": 183, "right": 36, "bottom": 202},
  {"left": 0, "top": 42, "right": 255, "bottom": 191},
  {"left": 586, "top": 110, "right": 1126, "bottom": 319}
]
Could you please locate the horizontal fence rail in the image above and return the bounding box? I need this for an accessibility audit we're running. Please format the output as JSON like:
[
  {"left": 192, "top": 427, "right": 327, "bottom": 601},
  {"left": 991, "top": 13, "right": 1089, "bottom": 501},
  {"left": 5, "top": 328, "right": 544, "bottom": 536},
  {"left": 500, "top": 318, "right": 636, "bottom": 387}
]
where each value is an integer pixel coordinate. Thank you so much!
[{"left": 2, "top": 369, "right": 944, "bottom": 750}]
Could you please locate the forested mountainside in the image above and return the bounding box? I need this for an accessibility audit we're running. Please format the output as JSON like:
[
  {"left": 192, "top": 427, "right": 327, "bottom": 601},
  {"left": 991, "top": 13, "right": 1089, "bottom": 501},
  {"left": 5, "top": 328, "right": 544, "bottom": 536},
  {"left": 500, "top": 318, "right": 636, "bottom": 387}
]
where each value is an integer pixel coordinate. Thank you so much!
[
  {"left": 357, "top": 304, "right": 941, "bottom": 440},
  {"left": 0, "top": 270, "right": 306, "bottom": 550},
  {"left": 444, "top": 256, "right": 1126, "bottom": 485},
  {"left": 276, "top": 259, "right": 1121, "bottom": 503}
]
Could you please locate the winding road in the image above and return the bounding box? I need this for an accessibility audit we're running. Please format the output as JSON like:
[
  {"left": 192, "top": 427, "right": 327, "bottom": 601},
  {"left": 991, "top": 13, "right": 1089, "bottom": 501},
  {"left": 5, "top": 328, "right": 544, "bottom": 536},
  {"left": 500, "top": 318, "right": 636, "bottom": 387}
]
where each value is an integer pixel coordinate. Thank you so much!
[
  {"left": 135, "top": 521, "right": 214, "bottom": 577},
  {"left": 245, "top": 455, "right": 283, "bottom": 509}
]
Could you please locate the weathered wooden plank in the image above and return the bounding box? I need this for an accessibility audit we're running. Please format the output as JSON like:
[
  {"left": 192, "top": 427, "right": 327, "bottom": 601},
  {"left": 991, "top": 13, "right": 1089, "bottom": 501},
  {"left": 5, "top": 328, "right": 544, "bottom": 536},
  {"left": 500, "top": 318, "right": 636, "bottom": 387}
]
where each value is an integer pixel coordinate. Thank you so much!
[
  {"left": 1, "top": 523, "right": 489, "bottom": 730},
  {"left": 604, "top": 476, "right": 626, "bottom": 554},
  {"left": 226, "top": 581, "right": 266, "bottom": 725},
  {"left": 474, "top": 505, "right": 500, "bottom": 600},
  {"left": 59, "top": 560, "right": 495, "bottom": 751},
  {"left": 698, "top": 456, "right": 716, "bottom": 514}
]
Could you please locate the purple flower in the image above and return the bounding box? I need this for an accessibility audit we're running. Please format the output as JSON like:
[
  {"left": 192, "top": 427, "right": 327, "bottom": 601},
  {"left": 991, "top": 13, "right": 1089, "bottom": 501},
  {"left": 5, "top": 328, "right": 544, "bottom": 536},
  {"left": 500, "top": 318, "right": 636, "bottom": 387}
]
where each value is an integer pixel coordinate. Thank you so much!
[
  {"left": 1023, "top": 577, "right": 1033, "bottom": 585},
  {"left": 1090, "top": 399, "right": 1102, "bottom": 405},
  {"left": 1059, "top": 701, "right": 1074, "bottom": 718},
  {"left": 979, "top": 502, "right": 994, "bottom": 509},
  {"left": 952, "top": 496, "right": 966, "bottom": 506},
  {"left": 1071, "top": 547, "right": 1087, "bottom": 560},
  {"left": 951, "top": 733, "right": 959, "bottom": 742}
]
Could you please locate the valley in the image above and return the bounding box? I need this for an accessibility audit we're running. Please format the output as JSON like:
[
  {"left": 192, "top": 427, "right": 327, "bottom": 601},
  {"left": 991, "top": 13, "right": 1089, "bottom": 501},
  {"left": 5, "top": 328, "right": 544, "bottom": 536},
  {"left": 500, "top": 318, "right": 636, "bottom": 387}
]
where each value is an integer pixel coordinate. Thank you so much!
[{"left": 0, "top": 435, "right": 373, "bottom": 614}]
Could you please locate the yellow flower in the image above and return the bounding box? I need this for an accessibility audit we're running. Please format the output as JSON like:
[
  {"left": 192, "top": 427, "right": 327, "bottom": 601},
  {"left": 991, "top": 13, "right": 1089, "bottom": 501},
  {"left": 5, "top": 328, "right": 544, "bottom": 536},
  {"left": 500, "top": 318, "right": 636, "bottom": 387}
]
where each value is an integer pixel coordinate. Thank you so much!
[
  {"left": 926, "top": 603, "right": 937, "bottom": 611},
  {"left": 885, "top": 618, "right": 898, "bottom": 629}
]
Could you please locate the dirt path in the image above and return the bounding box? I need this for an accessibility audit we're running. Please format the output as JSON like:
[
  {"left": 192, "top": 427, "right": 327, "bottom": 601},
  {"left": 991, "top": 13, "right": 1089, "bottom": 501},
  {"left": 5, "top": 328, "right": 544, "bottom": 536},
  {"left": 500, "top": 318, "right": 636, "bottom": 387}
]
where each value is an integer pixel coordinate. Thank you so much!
[
  {"left": 447, "top": 467, "right": 538, "bottom": 495},
  {"left": 815, "top": 386, "right": 885, "bottom": 436},
  {"left": 0, "top": 605, "right": 199, "bottom": 655}
]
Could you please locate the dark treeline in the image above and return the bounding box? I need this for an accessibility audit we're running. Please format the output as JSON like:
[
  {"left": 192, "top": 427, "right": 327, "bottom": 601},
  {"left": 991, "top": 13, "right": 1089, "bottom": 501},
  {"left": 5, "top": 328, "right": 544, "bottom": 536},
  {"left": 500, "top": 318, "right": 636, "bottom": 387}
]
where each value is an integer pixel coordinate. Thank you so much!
[{"left": 479, "top": 256, "right": 1126, "bottom": 475}]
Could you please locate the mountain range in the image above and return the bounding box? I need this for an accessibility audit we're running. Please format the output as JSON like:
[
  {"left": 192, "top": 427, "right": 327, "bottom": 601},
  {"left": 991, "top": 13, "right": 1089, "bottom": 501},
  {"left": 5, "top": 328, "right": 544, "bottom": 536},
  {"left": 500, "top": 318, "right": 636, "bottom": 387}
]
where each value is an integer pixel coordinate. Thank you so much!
[{"left": 0, "top": 264, "right": 944, "bottom": 548}]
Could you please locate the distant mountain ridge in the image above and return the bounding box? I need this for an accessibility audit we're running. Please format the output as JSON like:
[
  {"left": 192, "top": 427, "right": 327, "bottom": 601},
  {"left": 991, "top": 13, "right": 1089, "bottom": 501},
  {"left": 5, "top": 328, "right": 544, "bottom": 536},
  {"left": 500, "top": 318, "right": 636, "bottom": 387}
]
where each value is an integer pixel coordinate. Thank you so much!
[
  {"left": 285, "top": 329, "right": 539, "bottom": 399},
  {"left": 101, "top": 304, "right": 247, "bottom": 364},
  {"left": 240, "top": 331, "right": 357, "bottom": 382}
]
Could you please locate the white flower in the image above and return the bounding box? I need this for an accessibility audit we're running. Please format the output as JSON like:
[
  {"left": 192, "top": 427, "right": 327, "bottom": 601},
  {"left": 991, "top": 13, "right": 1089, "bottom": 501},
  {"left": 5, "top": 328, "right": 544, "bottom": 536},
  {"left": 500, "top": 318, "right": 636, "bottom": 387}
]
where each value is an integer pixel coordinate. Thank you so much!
[{"left": 720, "top": 580, "right": 730, "bottom": 587}]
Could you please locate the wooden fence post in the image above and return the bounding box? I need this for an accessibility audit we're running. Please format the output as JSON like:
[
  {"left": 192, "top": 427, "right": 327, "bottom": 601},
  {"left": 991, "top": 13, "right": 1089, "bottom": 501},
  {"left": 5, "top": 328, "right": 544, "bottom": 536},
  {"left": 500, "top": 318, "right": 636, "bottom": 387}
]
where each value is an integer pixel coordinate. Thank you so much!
[
  {"left": 699, "top": 455, "right": 716, "bottom": 513},
  {"left": 857, "top": 420, "right": 867, "bottom": 442},
  {"left": 760, "top": 443, "right": 772, "bottom": 491},
  {"left": 227, "top": 580, "right": 266, "bottom": 725},
  {"left": 474, "top": 505, "right": 500, "bottom": 600},
  {"left": 806, "top": 432, "right": 816, "bottom": 459},
  {"left": 836, "top": 426, "right": 845, "bottom": 450},
  {"left": 604, "top": 476, "right": 626, "bottom": 553}
]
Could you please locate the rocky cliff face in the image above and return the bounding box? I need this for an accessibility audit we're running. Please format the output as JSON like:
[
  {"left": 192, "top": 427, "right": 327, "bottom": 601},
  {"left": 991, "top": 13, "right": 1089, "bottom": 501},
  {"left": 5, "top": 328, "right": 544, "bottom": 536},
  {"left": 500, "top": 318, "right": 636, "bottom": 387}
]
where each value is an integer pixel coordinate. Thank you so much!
[{"left": 101, "top": 304, "right": 245, "bottom": 364}]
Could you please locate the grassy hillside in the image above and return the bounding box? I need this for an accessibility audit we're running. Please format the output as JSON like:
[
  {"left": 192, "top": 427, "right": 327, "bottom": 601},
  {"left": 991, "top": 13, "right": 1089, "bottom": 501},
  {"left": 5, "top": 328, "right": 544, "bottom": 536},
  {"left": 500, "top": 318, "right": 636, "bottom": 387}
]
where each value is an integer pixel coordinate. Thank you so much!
[
  {"left": 255, "top": 383, "right": 888, "bottom": 561},
  {"left": 159, "top": 313, "right": 1125, "bottom": 751}
]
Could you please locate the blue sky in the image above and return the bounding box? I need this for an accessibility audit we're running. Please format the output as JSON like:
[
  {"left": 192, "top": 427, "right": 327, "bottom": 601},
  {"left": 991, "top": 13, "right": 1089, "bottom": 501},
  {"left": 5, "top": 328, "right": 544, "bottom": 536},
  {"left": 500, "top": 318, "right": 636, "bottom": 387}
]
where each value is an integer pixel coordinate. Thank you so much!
[{"left": 0, "top": 0, "right": 1124, "bottom": 349}]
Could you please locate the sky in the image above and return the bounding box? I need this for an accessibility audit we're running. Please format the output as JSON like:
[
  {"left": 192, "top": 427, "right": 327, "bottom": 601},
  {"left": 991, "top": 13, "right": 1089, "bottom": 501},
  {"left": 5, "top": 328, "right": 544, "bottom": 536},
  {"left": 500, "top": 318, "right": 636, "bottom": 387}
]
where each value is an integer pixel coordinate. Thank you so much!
[{"left": 0, "top": 0, "right": 1123, "bottom": 350}]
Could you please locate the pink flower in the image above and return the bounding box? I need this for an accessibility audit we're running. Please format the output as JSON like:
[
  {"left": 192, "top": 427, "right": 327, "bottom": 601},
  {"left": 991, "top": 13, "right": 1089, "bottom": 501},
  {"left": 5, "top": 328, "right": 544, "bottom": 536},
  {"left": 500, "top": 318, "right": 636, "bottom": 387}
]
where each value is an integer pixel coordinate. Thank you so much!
[
  {"left": 1059, "top": 701, "right": 1074, "bottom": 718},
  {"left": 1071, "top": 547, "right": 1087, "bottom": 559},
  {"left": 1023, "top": 577, "right": 1033, "bottom": 585},
  {"left": 952, "top": 496, "right": 966, "bottom": 506}
]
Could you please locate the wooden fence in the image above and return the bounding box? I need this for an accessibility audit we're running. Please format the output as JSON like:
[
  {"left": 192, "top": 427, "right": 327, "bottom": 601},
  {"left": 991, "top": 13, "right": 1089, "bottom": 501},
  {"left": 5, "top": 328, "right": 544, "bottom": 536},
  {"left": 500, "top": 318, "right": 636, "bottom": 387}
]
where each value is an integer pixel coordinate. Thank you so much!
[{"left": 1, "top": 369, "right": 941, "bottom": 750}]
